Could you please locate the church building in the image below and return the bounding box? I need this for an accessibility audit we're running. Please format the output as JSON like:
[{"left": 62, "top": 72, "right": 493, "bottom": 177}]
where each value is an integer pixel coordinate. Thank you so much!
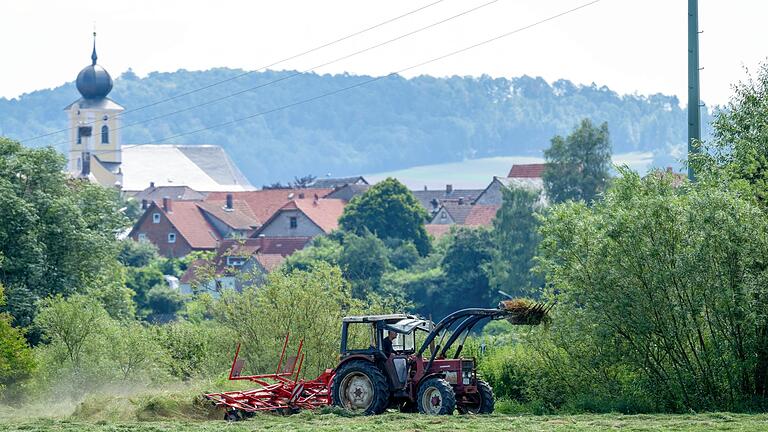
[{"left": 65, "top": 34, "right": 254, "bottom": 193}]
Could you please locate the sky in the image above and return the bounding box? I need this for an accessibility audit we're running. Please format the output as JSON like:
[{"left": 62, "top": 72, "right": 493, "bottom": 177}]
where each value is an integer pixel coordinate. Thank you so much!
[{"left": 0, "top": 0, "right": 766, "bottom": 106}]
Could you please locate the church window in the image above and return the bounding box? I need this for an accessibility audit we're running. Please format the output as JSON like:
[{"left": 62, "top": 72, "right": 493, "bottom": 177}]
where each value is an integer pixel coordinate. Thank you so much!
[
  {"left": 101, "top": 125, "right": 109, "bottom": 144},
  {"left": 152, "top": 213, "right": 161, "bottom": 224},
  {"left": 77, "top": 126, "right": 91, "bottom": 145}
]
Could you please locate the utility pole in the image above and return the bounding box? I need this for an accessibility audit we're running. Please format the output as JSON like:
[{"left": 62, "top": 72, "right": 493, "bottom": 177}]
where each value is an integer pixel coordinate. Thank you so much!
[{"left": 688, "top": 0, "right": 701, "bottom": 181}]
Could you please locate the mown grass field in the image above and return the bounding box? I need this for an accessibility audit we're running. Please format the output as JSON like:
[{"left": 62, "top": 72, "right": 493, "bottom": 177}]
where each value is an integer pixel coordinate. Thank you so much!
[
  {"left": 2, "top": 391, "right": 768, "bottom": 431},
  {"left": 3, "top": 412, "right": 768, "bottom": 432},
  {"left": 3, "top": 409, "right": 768, "bottom": 431}
]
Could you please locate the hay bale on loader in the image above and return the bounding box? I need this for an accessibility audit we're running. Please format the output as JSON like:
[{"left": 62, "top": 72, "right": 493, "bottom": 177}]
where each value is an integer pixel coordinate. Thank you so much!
[{"left": 499, "top": 299, "right": 552, "bottom": 325}]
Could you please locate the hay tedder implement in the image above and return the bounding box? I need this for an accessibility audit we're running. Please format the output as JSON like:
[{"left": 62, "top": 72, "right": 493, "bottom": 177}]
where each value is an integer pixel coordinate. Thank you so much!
[
  {"left": 204, "top": 334, "right": 334, "bottom": 420},
  {"left": 205, "top": 301, "right": 552, "bottom": 420}
]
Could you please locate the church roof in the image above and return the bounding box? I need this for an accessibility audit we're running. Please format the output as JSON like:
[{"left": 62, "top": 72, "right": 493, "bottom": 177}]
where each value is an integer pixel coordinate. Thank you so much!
[
  {"left": 75, "top": 33, "right": 114, "bottom": 100},
  {"left": 120, "top": 144, "right": 255, "bottom": 192}
]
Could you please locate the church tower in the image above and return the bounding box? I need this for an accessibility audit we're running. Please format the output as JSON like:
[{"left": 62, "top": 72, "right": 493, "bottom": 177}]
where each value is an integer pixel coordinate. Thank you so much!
[{"left": 65, "top": 32, "right": 125, "bottom": 188}]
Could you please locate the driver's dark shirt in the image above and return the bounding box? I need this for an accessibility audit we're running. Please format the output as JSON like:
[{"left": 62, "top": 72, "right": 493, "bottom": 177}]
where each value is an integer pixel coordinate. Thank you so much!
[{"left": 382, "top": 336, "right": 394, "bottom": 357}]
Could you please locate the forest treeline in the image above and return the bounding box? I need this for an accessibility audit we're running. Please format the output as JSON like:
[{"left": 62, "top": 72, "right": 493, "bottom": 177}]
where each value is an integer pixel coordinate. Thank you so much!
[{"left": 2, "top": 68, "right": 709, "bottom": 184}]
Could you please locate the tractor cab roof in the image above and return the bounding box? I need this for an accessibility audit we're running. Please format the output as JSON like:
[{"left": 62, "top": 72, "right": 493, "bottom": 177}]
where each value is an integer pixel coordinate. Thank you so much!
[
  {"left": 342, "top": 314, "right": 433, "bottom": 334},
  {"left": 385, "top": 318, "right": 433, "bottom": 334},
  {"left": 342, "top": 314, "right": 416, "bottom": 323}
]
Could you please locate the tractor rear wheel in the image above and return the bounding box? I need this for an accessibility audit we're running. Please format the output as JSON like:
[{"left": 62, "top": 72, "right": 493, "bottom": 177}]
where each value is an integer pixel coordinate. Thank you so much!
[
  {"left": 417, "top": 377, "right": 456, "bottom": 415},
  {"left": 457, "top": 380, "right": 495, "bottom": 414},
  {"left": 331, "top": 360, "right": 390, "bottom": 415}
]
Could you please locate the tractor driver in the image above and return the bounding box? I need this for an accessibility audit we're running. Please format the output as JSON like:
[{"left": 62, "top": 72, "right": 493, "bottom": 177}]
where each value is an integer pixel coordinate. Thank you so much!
[{"left": 382, "top": 330, "right": 397, "bottom": 357}]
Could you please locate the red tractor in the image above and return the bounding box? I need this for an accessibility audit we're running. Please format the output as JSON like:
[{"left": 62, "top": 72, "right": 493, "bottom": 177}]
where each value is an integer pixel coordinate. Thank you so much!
[
  {"left": 331, "top": 307, "right": 529, "bottom": 415},
  {"left": 206, "top": 303, "right": 548, "bottom": 417}
]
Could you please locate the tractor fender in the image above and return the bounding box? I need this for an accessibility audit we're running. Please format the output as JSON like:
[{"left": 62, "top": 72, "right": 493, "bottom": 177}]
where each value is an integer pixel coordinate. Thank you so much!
[
  {"left": 416, "top": 372, "right": 446, "bottom": 386},
  {"left": 335, "top": 354, "right": 376, "bottom": 370}
]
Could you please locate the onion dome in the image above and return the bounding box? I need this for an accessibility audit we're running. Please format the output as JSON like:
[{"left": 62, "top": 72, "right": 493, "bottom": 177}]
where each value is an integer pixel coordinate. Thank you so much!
[{"left": 75, "top": 32, "right": 113, "bottom": 99}]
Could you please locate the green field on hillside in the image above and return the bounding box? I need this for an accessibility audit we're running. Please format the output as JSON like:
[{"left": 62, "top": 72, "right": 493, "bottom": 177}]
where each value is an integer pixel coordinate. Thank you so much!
[{"left": 2, "top": 412, "right": 768, "bottom": 432}]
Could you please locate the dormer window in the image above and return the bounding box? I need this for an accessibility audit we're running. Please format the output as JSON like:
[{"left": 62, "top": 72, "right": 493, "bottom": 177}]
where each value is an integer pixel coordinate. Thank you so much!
[
  {"left": 152, "top": 213, "right": 160, "bottom": 224},
  {"left": 226, "top": 256, "right": 246, "bottom": 267},
  {"left": 101, "top": 125, "right": 109, "bottom": 144}
]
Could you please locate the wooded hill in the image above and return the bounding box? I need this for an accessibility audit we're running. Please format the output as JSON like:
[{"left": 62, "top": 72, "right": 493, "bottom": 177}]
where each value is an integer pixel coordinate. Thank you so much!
[{"left": 1, "top": 68, "right": 711, "bottom": 185}]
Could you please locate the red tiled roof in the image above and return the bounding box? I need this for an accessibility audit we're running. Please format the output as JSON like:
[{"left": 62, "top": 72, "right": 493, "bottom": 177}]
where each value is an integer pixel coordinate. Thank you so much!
[
  {"left": 464, "top": 205, "right": 500, "bottom": 226},
  {"left": 254, "top": 254, "right": 287, "bottom": 272},
  {"left": 196, "top": 200, "right": 259, "bottom": 230},
  {"left": 259, "top": 236, "right": 313, "bottom": 255},
  {"left": 508, "top": 163, "right": 546, "bottom": 178},
  {"left": 425, "top": 224, "right": 452, "bottom": 239},
  {"left": 205, "top": 189, "right": 333, "bottom": 226},
  {"left": 291, "top": 198, "right": 346, "bottom": 233},
  {"left": 163, "top": 201, "right": 220, "bottom": 249}
]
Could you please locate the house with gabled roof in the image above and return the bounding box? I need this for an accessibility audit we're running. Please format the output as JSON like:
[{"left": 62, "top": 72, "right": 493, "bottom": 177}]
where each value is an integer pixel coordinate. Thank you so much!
[
  {"left": 129, "top": 198, "right": 219, "bottom": 257},
  {"left": 430, "top": 202, "right": 474, "bottom": 225},
  {"left": 253, "top": 197, "right": 346, "bottom": 238},
  {"left": 474, "top": 176, "right": 546, "bottom": 206}
]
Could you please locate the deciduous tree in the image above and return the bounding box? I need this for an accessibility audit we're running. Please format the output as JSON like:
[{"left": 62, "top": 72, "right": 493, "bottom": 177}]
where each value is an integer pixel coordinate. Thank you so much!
[
  {"left": 542, "top": 119, "right": 611, "bottom": 204},
  {"left": 339, "top": 178, "right": 430, "bottom": 255},
  {"left": 0, "top": 137, "right": 129, "bottom": 331}
]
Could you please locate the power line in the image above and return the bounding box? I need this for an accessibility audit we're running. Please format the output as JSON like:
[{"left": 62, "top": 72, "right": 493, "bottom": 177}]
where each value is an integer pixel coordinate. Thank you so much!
[
  {"left": 52, "top": 0, "right": 500, "bottom": 149},
  {"left": 20, "top": 0, "right": 447, "bottom": 144},
  {"left": 75, "top": 0, "right": 601, "bottom": 159}
]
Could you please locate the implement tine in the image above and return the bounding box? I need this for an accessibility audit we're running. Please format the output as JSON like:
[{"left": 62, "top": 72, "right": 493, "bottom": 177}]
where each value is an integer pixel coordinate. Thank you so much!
[{"left": 275, "top": 333, "right": 290, "bottom": 375}]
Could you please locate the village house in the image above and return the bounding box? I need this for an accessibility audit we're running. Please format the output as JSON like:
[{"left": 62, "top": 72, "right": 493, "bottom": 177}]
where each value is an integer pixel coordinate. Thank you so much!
[
  {"left": 474, "top": 163, "right": 547, "bottom": 206},
  {"left": 129, "top": 188, "right": 335, "bottom": 258},
  {"left": 129, "top": 198, "right": 219, "bottom": 257},
  {"left": 253, "top": 196, "right": 346, "bottom": 238}
]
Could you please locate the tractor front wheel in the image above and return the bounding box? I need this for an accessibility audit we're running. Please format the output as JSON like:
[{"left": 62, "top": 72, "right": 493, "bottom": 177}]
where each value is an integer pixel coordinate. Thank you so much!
[
  {"left": 417, "top": 377, "right": 456, "bottom": 415},
  {"left": 331, "top": 360, "right": 390, "bottom": 415},
  {"left": 457, "top": 380, "right": 495, "bottom": 414}
]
